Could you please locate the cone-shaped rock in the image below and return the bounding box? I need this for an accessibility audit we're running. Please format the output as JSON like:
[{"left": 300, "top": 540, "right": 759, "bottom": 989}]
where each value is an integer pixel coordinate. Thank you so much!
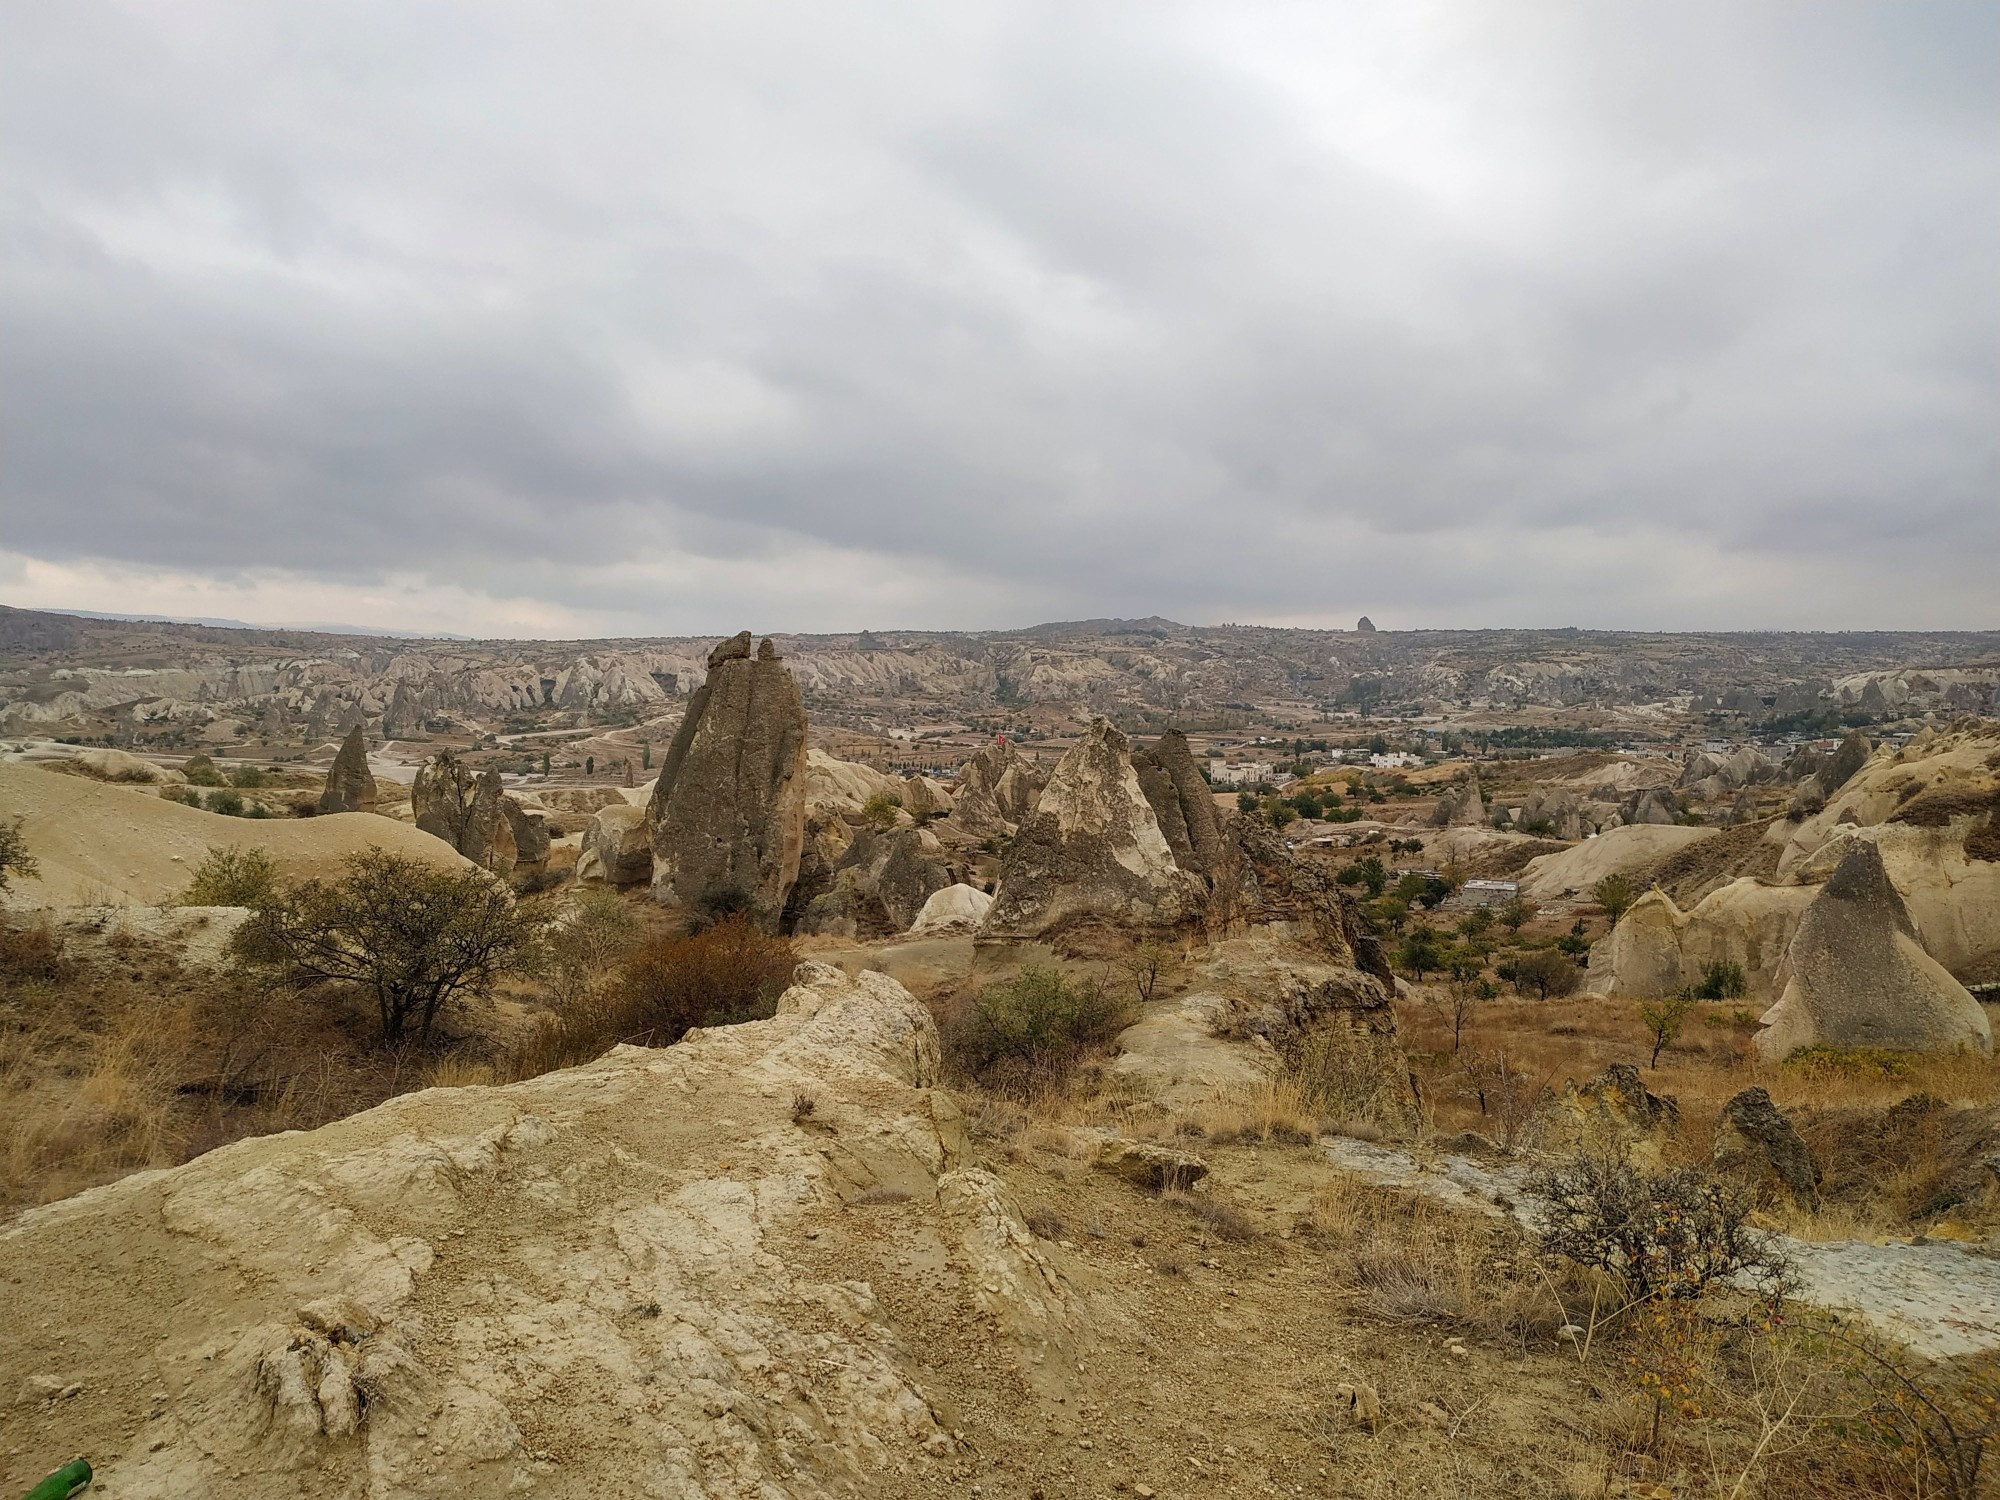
[
  {"left": 1132, "top": 728, "right": 1226, "bottom": 882},
  {"left": 980, "top": 718, "right": 1205, "bottom": 942},
  {"left": 1755, "top": 841, "right": 1990, "bottom": 1061},
  {"left": 318, "top": 726, "right": 378, "bottom": 814},
  {"left": 647, "top": 634, "right": 808, "bottom": 930}
]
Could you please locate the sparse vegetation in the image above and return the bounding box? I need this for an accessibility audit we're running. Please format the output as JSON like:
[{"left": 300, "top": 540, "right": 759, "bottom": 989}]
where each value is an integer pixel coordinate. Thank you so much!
[
  {"left": 1637, "top": 991, "right": 1696, "bottom": 1067},
  {"left": 234, "top": 850, "right": 531, "bottom": 1044},
  {"left": 1591, "top": 872, "right": 1637, "bottom": 925},
  {"left": 179, "top": 845, "right": 278, "bottom": 908},
  {"left": 943, "top": 964, "right": 1135, "bottom": 1096},
  {"left": 0, "top": 817, "right": 37, "bottom": 894}
]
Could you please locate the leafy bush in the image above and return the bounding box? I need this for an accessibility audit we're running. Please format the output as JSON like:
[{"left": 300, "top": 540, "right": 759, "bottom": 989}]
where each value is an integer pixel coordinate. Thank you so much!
[
  {"left": 1336, "top": 856, "right": 1389, "bottom": 897},
  {"left": 617, "top": 915, "right": 796, "bottom": 1045},
  {"left": 542, "top": 888, "right": 642, "bottom": 1006},
  {"left": 1531, "top": 1155, "right": 1791, "bottom": 1303},
  {"left": 230, "top": 766, "right": 269, "bottom": 789},
  {"left": 234, "top": 850, "right": 531, "bottom": 1044},
  {"left": 1510, "top": 948, "right": 1580, "bottom": 999},
  {"left": 182, "top": 755, "right": 225, "bottom": 787},
  {"left": 944, "top": 964, "right": 1135, "bottom": 1094},
  {"left": 181, "top": 845, "right": 278, "bottom": 907},
  {"left": 1637, "top": 992, "right": 1696, "bottom": 1066},
  {"left": 1592, "top": 872, "right": 1637, "bottom": 925},
  {"left": 860, "top": 790, "right": 902, "bottom": 830},
  {"left": 1689, "top": 959, "right": 1746, "bottom": 1000},
  {"left": 207, "top": 789, "right": 245, "bottom": 817}
]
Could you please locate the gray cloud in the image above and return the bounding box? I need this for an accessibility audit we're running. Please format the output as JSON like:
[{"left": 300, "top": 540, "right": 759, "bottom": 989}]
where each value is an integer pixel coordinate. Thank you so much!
[{"left": 2, "top": 1, "right": 1993, "bottom": 634}]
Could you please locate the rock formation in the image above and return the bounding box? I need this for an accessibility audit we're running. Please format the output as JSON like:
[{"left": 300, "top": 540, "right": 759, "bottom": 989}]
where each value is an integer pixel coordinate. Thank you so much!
[
  {"left": 900, "top": 773, "right": 953, "bottom": 822},
  {"left": 951, "top": 739, "right": 1040, "bottom": 841},
  {"left": 1622, "top": 787, "right": 1679, "bottom": 827},
  {"left": 1548, "top": 1063, "right": 1680, "bottom": 1168},
  {"left": 979, "top": 719, "right": 1205, "bottom": 943},
  {"left": 1755, "top": 842, "right": 1991, "bottom": 1061},
  {"left": 1517, "top": 787, "right": 1586, "bottom": 839},
  {"left": 1581, "top": 881, "right": 1815, "bottom": 1001},
  {"left": 317, "top": 725, "right": 378, "bottom": 814},
  {"left": 1712, "top": 1087, "right": 1819, "bottom": 1208},
  {"left": 1355, "top": 616, "right": 1377, "bottom": 632},
  {"left": 909, "top": 882, "right": 993, "bottom": 935},
  {"left": 576, "top": 803, "right": 652, "bottom": 887},
  {"left": 414, "top": 753, "right": 510, "bottom": 871},
  {"left": 0, "top": 962, "right": 1083, "bottom": 1497},
  {"left": 795, "top": 826, "right": 955, "bottom": 938},
  {"left": 1429, "top": 771, "right": 1485, "bottom": 829},
  {"left": 1131, "top": 728, "right": 1226, "bottom": 881},
  {"left": 646, "top": 633, "right": 809, "bottom": 930}
]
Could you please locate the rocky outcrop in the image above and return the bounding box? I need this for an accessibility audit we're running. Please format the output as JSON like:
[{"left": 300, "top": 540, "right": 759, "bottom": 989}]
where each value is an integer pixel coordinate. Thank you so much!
[
  {"left": 1515, "top": 787, "right": 1587, "bottom": 840},
  {"left": 1430, "top": 772, "right": 1486, "bottom": 829},
  {"left": 1712, "top": 1087, "right": 1819, "bottom": 1208},
  {"left": 413, "top": 753, "right": 520, "bottom": 874},
  {"left": 1581, "top": 881, "right": 1815, "bottom": 1001},
  {"left": 795, "top": 826, "right": 955, "bottom": 938},
  {"left": 979, "top": 719, "right": 1205, "bottom": 943},
  {"left": 0, "top": 961, "right": 1076, "bottom": 1497},
  {"left": 1548, "top": 1064, "right": 1680, "bottom": 1167},
  {"left": 317, "top": 726, "right": 378, "bottom": 814},
  {"left": 1623, "top": 787, "right": 1680, "bottom": 827},
  {"left": 1131, "top": 728, "right": 1226, "bottom": 881},
  {"left": 576, "top": 803, "right": 652, "bottom": 887},
  {"left": 900, "top": 773, "right": 953, "bottom": 822},
  {"left": 951, "top": 739, "right": 1040, "bottom": 841},
  {"left": 1755, "top": 842, "right": 1991, "bottom": 1062},
  {"left": 909, "top": 882, "right": 993, "bottom": 935},
  {"left": 647, "top": 633, "right": 808, "bottom": 930}
]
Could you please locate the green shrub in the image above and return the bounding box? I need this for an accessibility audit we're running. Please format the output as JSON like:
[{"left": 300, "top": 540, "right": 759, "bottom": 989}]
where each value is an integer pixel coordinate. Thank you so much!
[
  {"left": 183, "top": 755, "right": 225, "bottom": 787},
  {"left": 1690, "top": 959, "right": 1746, "bottom": 1000},
  {"left": 1592, "top": 873, "right": 1637, "bottom": 925},
  {"left": 181, "top": 845, "right": 278, "bottom": 908},
  {"left": 0, "top": 817, "right": 37, "bottom": 895},
  {"left": 944, "top": 964, "right": 1135, "bottom": 1094},
  {"left": 861, "top": 790, "right": 902, "bottom": 830},
  {"left": 230, "top": 766, "right": 269, "bottom": 789},
  {"left": 207, "top": 789, "right": 245, "bottom": 817}
]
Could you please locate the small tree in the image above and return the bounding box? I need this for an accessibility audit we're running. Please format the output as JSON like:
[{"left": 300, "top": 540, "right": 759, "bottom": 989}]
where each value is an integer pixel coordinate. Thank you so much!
[
  {"left": 1512, "top": 948, "right": 1580, "bottom": 1000},
  {"left": 861, "top": 790, "right": 903, "bottom": 830},
  {"left": 1397, "top": 926, "right": 1443, "bottom": 982},
  {"left": 1593, "top": 872, "right": 1638, "bottom": 926},
  {"left": 1498, "top": 896, "right": 1536, "bottom": 933},
  {"left": 181, "top": 845, "right": 277, "bottom": 907},
  {"left": 1120, "top": 939, "right": 1176, "bottom": 1003},
  {"left": 0, "top": 817, "right": 38, "bottom": 894},
  {"left": 1432, "top": 972, "right": 1482, "bottom": 1052},
  {"left": 235, "top": 850, "right": 530, "bottom": 1044},
  {"left": 1638, "top": 992, "right": 1696, "bottom": 1068}
]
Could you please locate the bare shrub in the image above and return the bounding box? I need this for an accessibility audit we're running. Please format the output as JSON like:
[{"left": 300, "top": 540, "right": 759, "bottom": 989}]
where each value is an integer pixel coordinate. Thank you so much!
[
  {"left": 540, "top": 888, "right": 641, "bottom": 1006},
  {"left": 0, "top": 816, "right": 38, "bottom": 893},
  {"left": 1025, "top": 1206, "right": 1066, "bottom": 1240},
  {"left": 616, "top": 915, "right": 796, "bottom": 1046},
  {"left": 1531, "top": 1154, "right": 1791, "bottom": 1303},
  {"left": 849, "top": 1186, "right": 912, "bottom": 1206},
  {"left": 1165, "top": 1190, "right": 1254, "bottom": 1243},
  {"left": 0, "top": 921, "right": 67, "bottom": 983},
  {"left": 942, "top": 964, "right": 1135, "bottom": 1097}
]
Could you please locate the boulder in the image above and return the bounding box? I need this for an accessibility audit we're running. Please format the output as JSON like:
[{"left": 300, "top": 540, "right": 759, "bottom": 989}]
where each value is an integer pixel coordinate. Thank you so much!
[
  {"left": 909, "top": 883, "right": 993, "bottom": 935},
  {"left": 900, "top": 774, "right": 953, "bottom": 822},
  {"left": 501, "top": 797, "right": 550, "bottom": 876},
  {"left": 647, "top": 634, "right": 809, "bottom": 931},
  {"left": 1549, "top": 1064, "right": 1680, "bottom": 1167},
  {"left": 979, "top": 719, "right": 1206, "bottom": 943},
  {"left": 1094, "top": 1139, "right": 1209, "bottom": 1192},
  {"left": 1712, "top": 1087, "right": 1819, "bottom": 1208},
  {"left": 1754, "top": 842, "right": 1991, "bottom": 1062},
  {"left": 576, "top": 803, "right": 652, "bottom": 887},
  {"left": 317, "top": 726, "right": 378, "bottom": 815}
]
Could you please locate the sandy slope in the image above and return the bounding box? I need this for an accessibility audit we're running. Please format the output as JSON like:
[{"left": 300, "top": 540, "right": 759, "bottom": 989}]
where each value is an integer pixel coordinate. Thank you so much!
[
  {"left": 1517, "top": 823, "right": 1717, "bottom": 901},
  {"left": 0, "top": 762, "right": 472, "bottom": 908}
]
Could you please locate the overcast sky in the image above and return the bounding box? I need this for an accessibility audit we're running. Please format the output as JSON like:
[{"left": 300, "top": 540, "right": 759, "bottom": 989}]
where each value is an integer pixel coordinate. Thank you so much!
[{"left": 2, "top": 3, "right": 1994, "bottom": 638}]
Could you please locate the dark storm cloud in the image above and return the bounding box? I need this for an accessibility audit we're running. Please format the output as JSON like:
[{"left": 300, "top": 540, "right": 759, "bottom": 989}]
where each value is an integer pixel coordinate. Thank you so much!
[{"left": 1, "top": 1, "right": 1993, "bottom": 633}]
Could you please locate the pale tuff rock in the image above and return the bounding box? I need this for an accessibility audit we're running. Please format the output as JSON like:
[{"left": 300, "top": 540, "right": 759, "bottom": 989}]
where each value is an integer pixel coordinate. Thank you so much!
[
  {"left": 73, "top": 747, "right": 182, "bottom": 784},
  {"left": 316, "top": 725, "right": 378, "bottom": 814},
  {"left": 1515, "top": 786, "right": 1587, "bottom": 840},
  {"left": 1756, "top": 842, "right": 1990, "bottom": 1062},
  {"left": 1429, "top": 771, "right": 1485, "bottom": 829},
  {"left": 1581, "top": 882, "right": 1815, "bottom": 1002},
  {"left": 646, "top": 632, "right": 809, "bottom": 930},
  {"left": 803, "top": 747, "right": 903, "bottom": 821},
  {"left": 0, "top": 962, "right": 1064, "bottom": 1497},
  {"left": 980, "top": 719, "right": 1205, "bottom": 942},
  {"left": 909, "top": 882, "right": 994, "bottom": 935},
  {"left": 1548, "top": 1064, "right": 1681, "bottom": 1169},
  {"left": 412, "top": 752, "right": 546, "bottom": 877},
  {"left": 575, "top": 802, "right": 652, "bottom": 887},
  {"left": 1622, "top": 786, "right": 1680, "bottom": 827},
  {"left": 951, "top": 739, "right": 1040, "bottom": 840},
  {"left": 1518, "top": 823, "right": 1717, "bottom": 901},
  {"left": 899, "top": 773, "right": 954, "bottom": 822}
]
